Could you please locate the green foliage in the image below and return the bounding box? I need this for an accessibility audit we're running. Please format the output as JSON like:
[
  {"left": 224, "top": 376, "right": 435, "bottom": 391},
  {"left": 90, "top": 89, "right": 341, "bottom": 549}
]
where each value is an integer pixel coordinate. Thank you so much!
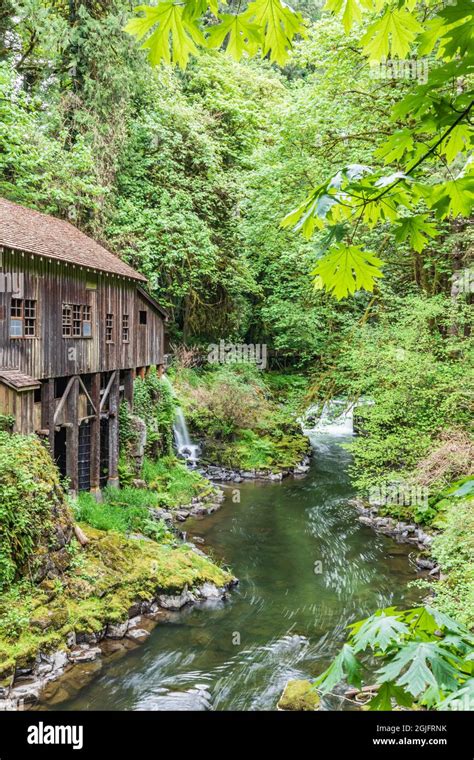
[
  {"left": 125, "top": 0, "right": 307, "bottom": 68},
  {"left": 0, "top": 61, "right": 102, "bottom": 221},
  {"left": 317, "top": 294, "right": 473, "bottom": 491},
  {"left": 142, "top": 455, "right": 212, "bottom": 508},
  {"left": 74, "top": 487, "right": 172, "bottom": 542},
  {"left": 175, "top": 365, "right": 310, "bottom": 470},
  {"left": 0, "top": 415, "right": 14, "bottom": 433},
  {"left": 282, "top": 0, "right": 474, "bottom": 297},
  {"left": 425, "top": 498, "right": 474, "bottom": 628},
  {"left": 315, "top": 606, "right": 474, "bottom": 710},
  {"left": 0, "top": 432, "right": 73, "bottom": 590},
  {"left": 133, "top": 369, "right": 175, "bottom": 457},
  {"left": 125, "top": 1, "right": 474, "bottom": 301}
]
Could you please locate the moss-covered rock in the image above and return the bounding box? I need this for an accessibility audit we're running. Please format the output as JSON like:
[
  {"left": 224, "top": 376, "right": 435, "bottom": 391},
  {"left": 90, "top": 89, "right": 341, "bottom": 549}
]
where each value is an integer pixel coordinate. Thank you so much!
[
  {"left": 0, "top": 432, "right": 74, "bottom": 589},
  {"left": 0, "top": 524, "right": 235, "bottom": 673},
  {"left": 277, "top": 679, "right": 320, "bottom": 711}
]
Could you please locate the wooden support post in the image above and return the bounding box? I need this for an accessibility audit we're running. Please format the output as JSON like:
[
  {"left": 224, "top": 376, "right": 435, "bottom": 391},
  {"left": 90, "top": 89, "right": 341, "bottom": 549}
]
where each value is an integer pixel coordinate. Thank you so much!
[
  {"left": 42, "top": 379, "right": 55, "bottom": 458},
  {"left": 66, "top": 377, "right": 79, "bottom": 495},
  {"left": 90, "top": 373, "right": 101, "bottom": 497},
  {"left": 137, "top": 366, "right": 145, "bottom": 380},
  {"left": 157, "top": 364, "right": 164, "bottom": 378},
  {"left": 123, "top": 369, "right": 135, "bottom": 408},
  {"left": 107, "top": 371, "right": 120, "bottom": 488}
]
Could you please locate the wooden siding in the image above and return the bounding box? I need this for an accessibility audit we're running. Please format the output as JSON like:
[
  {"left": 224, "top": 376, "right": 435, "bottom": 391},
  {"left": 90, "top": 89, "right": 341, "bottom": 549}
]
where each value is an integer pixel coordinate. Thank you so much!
[
  {"left": 0, "top": 384, "right": 36, "bottom": 434},
  {"left": 0, "top": 248, "right": 164, "bottom": 379}
]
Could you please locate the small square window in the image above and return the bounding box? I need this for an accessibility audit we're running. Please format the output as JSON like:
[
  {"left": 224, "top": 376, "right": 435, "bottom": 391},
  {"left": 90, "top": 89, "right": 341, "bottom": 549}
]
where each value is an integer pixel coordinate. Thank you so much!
[
  {"left": 10, "top": 318, "right": 22, "bottom": 337},
  {"left": 63, "top": 303, "right": 92, "bottom": 338},
  {"left": 10, "top": 298, "right": 37, "bottom": 338},
  {"left": 139, "top": 310, "right": 147, "bottom": 325},
  {"left": 11, "top": 299, "right": 22, "bottom": 318},
  {"left": 106, "top": 313, "right": 114, "bottom": 343},
  {"left": 122, "top": 314, "right": 129, "bottom": 342}
]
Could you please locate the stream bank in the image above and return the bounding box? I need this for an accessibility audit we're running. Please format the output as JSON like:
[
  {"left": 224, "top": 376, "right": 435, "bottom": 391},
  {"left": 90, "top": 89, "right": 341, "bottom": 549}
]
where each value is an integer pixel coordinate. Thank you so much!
[{"left": 46, "top": 435, "right": 422, "bottom": 712}]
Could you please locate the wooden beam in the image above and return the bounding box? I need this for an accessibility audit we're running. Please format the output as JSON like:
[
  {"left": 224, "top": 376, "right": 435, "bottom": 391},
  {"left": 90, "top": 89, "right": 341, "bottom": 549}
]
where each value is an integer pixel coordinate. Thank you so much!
[
  {"left": 90, "top": 373, "right": 101, "bottom": 495},
  {"left": 107, "top": 371, "right": 120, "bottom": 488},
  {"left": 77, "top": 376, "right": 96, "bottom": 413},
  {"left": 99, "top": 371, "right": 116, "bottom": 412},
  {"left": 53, "top": 376, "right": 76, "bottom": 425},
  {"left": 123, "top": 369, "right": 135, "bottom": 407},
  {"left": 65, "top": 377, "right": 79, "bottom": 494},
  {"left": 42, "top": 379, "right": 55, "bottom": 457}
]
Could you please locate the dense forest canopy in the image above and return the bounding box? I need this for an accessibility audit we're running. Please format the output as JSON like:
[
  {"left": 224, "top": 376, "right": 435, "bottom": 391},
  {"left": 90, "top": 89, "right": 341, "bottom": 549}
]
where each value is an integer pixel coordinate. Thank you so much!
[{"left": 2, "top": 0, "right": 471, "bottom": 356}]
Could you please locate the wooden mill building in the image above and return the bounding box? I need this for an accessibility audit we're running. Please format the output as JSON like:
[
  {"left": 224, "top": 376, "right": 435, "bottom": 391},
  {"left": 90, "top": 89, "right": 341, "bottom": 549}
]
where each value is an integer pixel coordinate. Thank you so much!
[{"left": 0, "top": 198, "right": 166, "bottom": 493}]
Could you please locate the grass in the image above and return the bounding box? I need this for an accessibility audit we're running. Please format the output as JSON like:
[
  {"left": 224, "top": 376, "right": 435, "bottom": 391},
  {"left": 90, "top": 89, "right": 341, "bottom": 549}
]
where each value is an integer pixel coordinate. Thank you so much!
[
  {"left": 74, "top": 456, "right": 214, "bottom": 538},
  {"left": 74, "top": 487, "right": 172, "bottom": 542},
  {"left": 142, "top": 455, "right": 214, "bottom": 507}
]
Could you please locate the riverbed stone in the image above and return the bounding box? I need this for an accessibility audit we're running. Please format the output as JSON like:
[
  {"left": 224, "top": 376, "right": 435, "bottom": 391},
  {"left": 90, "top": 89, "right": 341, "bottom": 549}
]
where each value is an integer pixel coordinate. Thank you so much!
[
  {"left": 126, "top": 628, "right": 150, "bottom": 644},
  {"left": 106, "top": 621, "right": 129, "bottom": 639},
  {"left": 68, "top": 645, "right": 101, "bottom": 664},
  {"left": 277, "top": 680, "right": 320, "bottom": 711},
  {"left": 157, "top": 588, "right": 195, "bottom": 610},
  {"left": 196, "top": 582, "right": 222, "bottom": 599}
]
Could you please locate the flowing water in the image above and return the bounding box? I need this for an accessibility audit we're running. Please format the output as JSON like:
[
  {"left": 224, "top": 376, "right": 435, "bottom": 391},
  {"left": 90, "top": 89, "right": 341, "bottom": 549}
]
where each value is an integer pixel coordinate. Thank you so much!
[
  {"left": 54, "top": 429, "right": 420, "bottom": 712},
  {"left": 173, "top": 406, "right": 200, "bottom": 464}
]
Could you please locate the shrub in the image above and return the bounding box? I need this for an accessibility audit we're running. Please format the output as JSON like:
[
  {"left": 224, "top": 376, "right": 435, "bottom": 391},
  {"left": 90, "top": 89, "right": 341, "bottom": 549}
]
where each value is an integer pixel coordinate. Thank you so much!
[
  {"left": 0, "top": 432, "right": 74, "bottom": 589},
  {"left": 133, "top": 369, "right": 176, "bottom": 457},
  {"left": 73, "top": 487, "right": 172, "bottom": 543},
  {"left": 142, "top": 456, "right": 211, "bottom": 508}
]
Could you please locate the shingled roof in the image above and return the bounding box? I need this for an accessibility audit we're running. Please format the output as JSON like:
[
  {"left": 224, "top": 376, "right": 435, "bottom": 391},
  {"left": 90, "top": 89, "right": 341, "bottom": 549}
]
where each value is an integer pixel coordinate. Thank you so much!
[{"left": 0, "top": 198, "right": 146, "bottom": 282}]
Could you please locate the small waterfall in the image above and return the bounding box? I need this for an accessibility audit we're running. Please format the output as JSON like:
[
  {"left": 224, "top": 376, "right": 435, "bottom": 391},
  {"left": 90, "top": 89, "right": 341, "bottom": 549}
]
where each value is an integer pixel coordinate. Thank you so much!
[
  {"left": 173, "top": 406, "right": 200, "bottom": 465},
  {"left": 162, "top": 375, "right": 200, "bottom": 464},
  {"left": 302, "top": 398, "right": 374, "bottom": 437},
  {"left": 302, "top": 400, "right": 355, "bottom": 437}
]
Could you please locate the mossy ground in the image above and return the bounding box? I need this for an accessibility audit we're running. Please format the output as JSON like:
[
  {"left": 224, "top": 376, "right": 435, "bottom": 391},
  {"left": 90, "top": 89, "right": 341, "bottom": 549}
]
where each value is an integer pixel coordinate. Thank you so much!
[{"left": 0, "top": 525, "right": 234, "bottom": 679}]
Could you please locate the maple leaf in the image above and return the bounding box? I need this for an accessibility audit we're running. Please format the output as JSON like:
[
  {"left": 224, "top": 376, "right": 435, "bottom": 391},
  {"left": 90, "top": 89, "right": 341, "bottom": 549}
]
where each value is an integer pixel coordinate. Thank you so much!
[
  {"left": 350, "top": 611, "right": 409, "bottom": 653},
  {"left": 361, "top": 8, "right": 423, "bottom": 61},
  {"left": 394, "top": 214, "right": 439, "bottom": 253},
  {"left": 440, "top": 124, "right": 472, "bottom": 164},
  {"left": 244, "top": 0, "right": 307, "bottom": 66},
  {"left": 428, "top": 176, "right": 474, "bottom": 218},
  {"left": 124, "top": 2, "right": 204, "bottom": 68},
  {"left": 313, "top": 643, "right": 362, "bottom": 692},
  {"left": 311, "top": 243, "right": 384, "bottom": 299},
  {"left": 207, "top": 14, "right": 261, "bottom": 58},
  {"left": 375, "top": 128, "right": 414, "bottom": 164}
]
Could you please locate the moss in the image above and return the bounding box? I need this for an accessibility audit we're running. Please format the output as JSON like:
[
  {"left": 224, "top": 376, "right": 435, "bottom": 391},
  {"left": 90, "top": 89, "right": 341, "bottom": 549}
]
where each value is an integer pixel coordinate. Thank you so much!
[
  {"left": 277, "top": 679, "right": 320, "bottom": 711},
  {"left": 0, "top": 432, "right": 74, "bottom": 589},
  {"left": 0, "top": 525, "right": 234, "bottom": 672}
]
